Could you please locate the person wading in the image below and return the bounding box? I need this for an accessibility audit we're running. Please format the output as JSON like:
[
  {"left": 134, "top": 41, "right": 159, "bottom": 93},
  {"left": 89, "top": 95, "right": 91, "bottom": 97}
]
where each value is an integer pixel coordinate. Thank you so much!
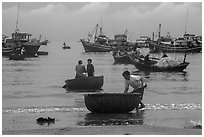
[{"left": 122, "top": 70, "right": 146, "bottom": 109}]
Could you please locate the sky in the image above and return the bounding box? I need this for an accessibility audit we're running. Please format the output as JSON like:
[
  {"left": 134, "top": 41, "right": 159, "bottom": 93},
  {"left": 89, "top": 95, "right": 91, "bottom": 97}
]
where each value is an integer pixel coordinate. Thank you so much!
[{"left": 2, "top": 2, "right": 202, "bottom": 42}]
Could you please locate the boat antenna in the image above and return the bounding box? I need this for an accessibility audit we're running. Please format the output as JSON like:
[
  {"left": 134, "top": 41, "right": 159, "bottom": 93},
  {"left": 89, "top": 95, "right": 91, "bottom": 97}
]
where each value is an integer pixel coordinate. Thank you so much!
[
  {"left": 15, "top": 2, "right": 20, "bottom": 32},
  {"left": 184, "top": 8, "right": 188, "bottom": 35}
]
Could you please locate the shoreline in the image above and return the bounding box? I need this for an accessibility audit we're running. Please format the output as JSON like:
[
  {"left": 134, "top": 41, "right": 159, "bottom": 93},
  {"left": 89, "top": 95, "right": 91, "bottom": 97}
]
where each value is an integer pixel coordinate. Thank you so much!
[{"left": 3, "top": 125, "right": 202, "bottom": 135}]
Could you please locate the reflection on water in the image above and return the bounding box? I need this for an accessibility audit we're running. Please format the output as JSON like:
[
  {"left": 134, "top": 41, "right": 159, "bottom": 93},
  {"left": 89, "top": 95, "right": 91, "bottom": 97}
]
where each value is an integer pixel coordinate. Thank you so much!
[{"left": 77, "top": 110, "right": 145, "bottom": 126}]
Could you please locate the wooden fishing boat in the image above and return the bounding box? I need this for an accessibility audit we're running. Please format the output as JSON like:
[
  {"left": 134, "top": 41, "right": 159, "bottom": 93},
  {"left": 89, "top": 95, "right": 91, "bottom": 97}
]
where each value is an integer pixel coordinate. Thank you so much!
[
  {"left": 80, "top": 24, "right": 112, "bottom": 52},
  {"left": 64, "top": 76, "right": 104, "bottom": 91},
  {"left": 80, "top": 39, "right": 111, "bottom": 52},
  {"left": 129, "top": 55, "right": 190, "bottom": 72},
  {"left": 84, "top": 93, "right": 141, "bottom": 113},
  {"left": 157, "top": 44, "right": 202, "bottom": 53},
  {"left": 113, "top": 53, "right": 131, "bottom": 64}
]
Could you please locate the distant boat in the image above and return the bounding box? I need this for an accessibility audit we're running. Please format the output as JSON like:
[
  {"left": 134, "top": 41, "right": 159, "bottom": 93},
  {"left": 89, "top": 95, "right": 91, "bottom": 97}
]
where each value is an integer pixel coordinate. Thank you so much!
[
  {"left": 84, "top": 92, "right": 142, "bottom": 113},
  {"left": 80, "top": 24, "right": 112, "bottom": 52},
  {"left": 62, "top": 42, "right": 71, "bottom": 49},
  {"left": 64, "top": 76, "right": 104, "bottom": 91}
]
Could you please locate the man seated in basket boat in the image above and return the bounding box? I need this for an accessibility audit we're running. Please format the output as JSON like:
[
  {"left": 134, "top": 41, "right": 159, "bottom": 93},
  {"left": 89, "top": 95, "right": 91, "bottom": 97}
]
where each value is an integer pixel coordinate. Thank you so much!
[
  {"left": 122, "top": 70, "right": 146, "bottom": 109},
  {"left": 75, "top": 60, "right": 86, "bottom": 78}
]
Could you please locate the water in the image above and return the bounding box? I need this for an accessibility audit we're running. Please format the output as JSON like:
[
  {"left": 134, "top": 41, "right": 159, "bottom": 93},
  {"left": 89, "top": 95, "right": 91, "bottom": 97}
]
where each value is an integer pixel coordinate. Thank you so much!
[{"left": 2, "top": 42, "right": 202, "bottom": 131}]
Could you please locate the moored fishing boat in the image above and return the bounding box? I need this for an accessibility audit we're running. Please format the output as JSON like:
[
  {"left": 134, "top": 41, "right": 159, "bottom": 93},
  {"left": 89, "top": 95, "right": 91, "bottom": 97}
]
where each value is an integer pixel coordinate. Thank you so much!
[
  {"left": 80, "top": 24, "right": 112, "bottom": 52},
  {"left": 129, "top": 54, "right": 190, "bottom": 72},
  {"left": 84, "top": 93, "right": 141, "bottom": 113},
  {"left": 64, "top": 76, "right": 104, "bottom": 91},
  {"left": 157, "top": 44, "right": 202, "bottom": 53}
]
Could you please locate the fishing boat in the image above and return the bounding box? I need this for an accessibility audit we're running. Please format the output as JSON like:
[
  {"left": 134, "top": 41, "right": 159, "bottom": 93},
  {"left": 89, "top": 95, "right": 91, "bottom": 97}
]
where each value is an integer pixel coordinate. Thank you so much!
[
  {"left": 129, "top": 54, "right": 190, "bottom": 72},
  {"left": 3, "top": 3, "right": 41, "bottom": 57},
  {"left": 113, "top": 53, "right": 131, "bottom": 64},
  {"left": 80, "top": 24, "right": 112, "bottom": 52},
  {"left": 84, "top": 93, "right": 141, "bottom": 113},
  {"left": 64, "top": 76, "right": 104, "bottom": 91},
  {"left": 157, "top": 44, "right": 202, "bottom": 53}
]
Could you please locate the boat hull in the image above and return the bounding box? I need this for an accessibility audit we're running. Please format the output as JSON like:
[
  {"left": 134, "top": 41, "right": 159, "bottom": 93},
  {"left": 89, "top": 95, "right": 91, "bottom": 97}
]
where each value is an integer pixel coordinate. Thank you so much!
[
  {"left": 84, "top": 93, "right": 141, "bottom": 113},
  {"left": 129, "top": 56, "right": 190, "bottom": 72},
  {"left": 158, "top": 45, "right": 202, "bottom": 53},
  {"left": 23, "top": 43, "right": 41, "bottom": 56},
  {"left": 2, "top": 47, "right": 21, "bottom": 56},
  {"left": 113, "top": 54, "right": 132, "bottom": 64},
  {"left": 80, "top": 39, "right": 112, "bottom": 52},
  {"left": 65, "top": 76, "right": 104, "bottom": 91}
]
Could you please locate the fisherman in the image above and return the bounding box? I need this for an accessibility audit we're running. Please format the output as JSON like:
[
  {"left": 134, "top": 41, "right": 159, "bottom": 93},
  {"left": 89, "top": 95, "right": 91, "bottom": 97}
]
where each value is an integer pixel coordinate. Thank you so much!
[
  {"left": 87, "top": 59, "right": 94, "bottom": 77},
  {"left": 122, "top": 70, "right": 146, "bottom": 109},
  {"left": 75, "top": 60, "right": 86, "bottom": 78}
]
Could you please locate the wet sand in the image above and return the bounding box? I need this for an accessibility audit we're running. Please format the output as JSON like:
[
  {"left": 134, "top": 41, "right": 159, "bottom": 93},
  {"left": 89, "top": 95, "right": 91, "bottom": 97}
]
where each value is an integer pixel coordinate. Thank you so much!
[{"left": 3, "top": 125, "right": 202, "bottom": 135}]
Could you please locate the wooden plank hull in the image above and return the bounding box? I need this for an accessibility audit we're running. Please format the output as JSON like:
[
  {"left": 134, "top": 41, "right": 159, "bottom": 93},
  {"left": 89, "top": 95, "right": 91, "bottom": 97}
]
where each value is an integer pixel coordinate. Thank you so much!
[
  {"left": 84, "top": 93, "right": 141, "bottom": 113},
  {"left": 80, "top": 39, "right": 112, "bottom": 52},
  {"left": 65, "top": 76, "right": 104, "bottom": 91}
]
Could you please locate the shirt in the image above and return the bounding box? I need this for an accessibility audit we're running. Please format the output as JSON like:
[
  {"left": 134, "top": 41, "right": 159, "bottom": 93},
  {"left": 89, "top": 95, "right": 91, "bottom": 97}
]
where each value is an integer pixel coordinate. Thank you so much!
[
  {"left": 75, "top": 64, "right": 86, "bottom": 75},
  {"left": 125, "top": 75, "right": 142, "bottom": 90},
  {"left": 87, "top": 64, "right": 94, "bottom": 76}
]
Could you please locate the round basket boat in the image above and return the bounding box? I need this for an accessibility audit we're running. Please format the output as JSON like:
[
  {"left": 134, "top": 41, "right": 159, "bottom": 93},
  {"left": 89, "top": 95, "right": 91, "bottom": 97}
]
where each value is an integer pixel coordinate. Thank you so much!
[
  {"left": 65, "top": 76, "right": 104, "bottom": 91},
  {"left": 84, "top": 93, "right": 141, "bottom": 113}
]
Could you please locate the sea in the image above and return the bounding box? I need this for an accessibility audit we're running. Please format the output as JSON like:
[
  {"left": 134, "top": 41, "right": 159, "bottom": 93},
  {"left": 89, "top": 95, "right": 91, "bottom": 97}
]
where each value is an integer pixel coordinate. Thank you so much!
[{"left": 2, "top": 42, "right": 202, "bottom": 132}]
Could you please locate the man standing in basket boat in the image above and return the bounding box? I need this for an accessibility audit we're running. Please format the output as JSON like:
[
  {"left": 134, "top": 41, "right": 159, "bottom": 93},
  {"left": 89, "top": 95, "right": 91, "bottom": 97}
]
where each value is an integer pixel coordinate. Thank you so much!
[
  {"left": 75, "top": 60, "right": 86, "bottom": 78},
  {"left": 87, "top": 59, "right": 94, "bottom": 77},
  {"left": 122, "top": 70, "right": 146, "bottom": 109}
]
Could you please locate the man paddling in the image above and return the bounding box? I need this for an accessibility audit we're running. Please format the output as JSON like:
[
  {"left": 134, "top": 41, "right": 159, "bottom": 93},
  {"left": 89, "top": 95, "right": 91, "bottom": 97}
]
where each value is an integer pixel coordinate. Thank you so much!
[{"left": 122, "top": 70, "right": 146, "bottom": 109}]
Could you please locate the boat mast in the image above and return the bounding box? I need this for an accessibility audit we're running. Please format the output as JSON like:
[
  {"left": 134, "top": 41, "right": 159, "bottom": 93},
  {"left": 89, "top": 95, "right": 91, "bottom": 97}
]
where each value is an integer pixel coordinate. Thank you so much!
[
  {"left": 15, "top": 3, "right": 20, "bottom": 32},
  {"left": 158, "top": 24, "right": 161, "bottom": 40},
  {"left": 184, "top": 8, "right": 188, "bottom": 35}
]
